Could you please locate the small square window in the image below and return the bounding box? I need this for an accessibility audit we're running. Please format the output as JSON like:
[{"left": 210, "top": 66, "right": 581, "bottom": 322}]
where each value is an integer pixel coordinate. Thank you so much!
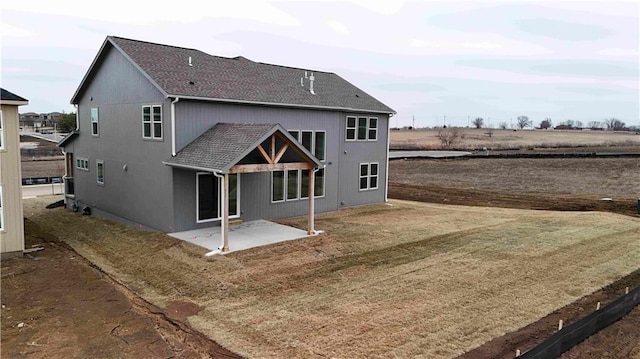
[{"left": 346, "top": 116, "right": 356, "bottom": 141}]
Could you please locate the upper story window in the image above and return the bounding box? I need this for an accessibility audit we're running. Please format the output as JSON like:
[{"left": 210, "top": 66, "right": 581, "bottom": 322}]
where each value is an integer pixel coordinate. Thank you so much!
[
  {"left": 289, "top": 130, "right": 326, "bottom": 161},
  {"left": 142, "top": 105, "right": 162, "bottom": 139},
  {"left": 0, "top": 111, "right": 4, "bottom": 150},
  {"left": 90, "top": 107, "right": 99, "bottom": 136},
  {"left": 346, "top": 116, "right": 378, "bottom": 141}
]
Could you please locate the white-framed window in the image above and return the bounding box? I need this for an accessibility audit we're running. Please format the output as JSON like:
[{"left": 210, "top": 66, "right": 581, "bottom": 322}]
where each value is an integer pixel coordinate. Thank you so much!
[
  {"left": 359, "top": 162, "right": 379, "bottom": 191},
  {"left": 90, "top": 107, "right": 99, "bottom": 136},
  {"left": 290, "top": 130, "right": 326, "bottom": 161},
  {"left": 76, "top": 157, "right": 89, "bottom": 171},
  {"left": 271, "top": 129, "right": 326, "bottom": 202},
  {"left": 346, "top": 116, "right": 378, "bottom": 141},
  {"left": 0, "top": 110, "right": 4, "bottom": 150},
  {"left": 272, "top": 169, "right": 325, "bottom": 202},
  {"left": 196, "top": 173, "right": 239, "bottom": 222},
  {"left": 142, "top": 105, "right": 162, "bottom": 139},
  {"left": 96, "top": 160, "right": 104, "bottom": 185},
  {"left": 0, "top": 185, "right": 4, "bottom": 231}
]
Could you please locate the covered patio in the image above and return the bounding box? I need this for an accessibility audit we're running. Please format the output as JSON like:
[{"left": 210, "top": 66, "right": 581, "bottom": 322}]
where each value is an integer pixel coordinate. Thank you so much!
[{"left": 163, "top": 122, "right": 323, "bottom": 255}]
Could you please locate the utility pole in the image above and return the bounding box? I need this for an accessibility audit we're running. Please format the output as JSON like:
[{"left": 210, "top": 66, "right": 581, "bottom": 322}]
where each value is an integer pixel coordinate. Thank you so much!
[
  {"left": 443, "top": 115, "right": 446, "bottom": 127},
  {"left": 412, "top": 115, "right": 415, "bottom": 129}
]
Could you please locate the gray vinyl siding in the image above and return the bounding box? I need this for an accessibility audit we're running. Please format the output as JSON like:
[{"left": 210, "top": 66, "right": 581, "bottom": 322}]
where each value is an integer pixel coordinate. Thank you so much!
[
  {"left": 171, "top": 100, "right": 389, "bottom": 228},
  {"left": 70, "top": 46, "right": 175, "bottom": 232},
  {"left": 338, "top": 114, "right": 389, "bottom": 208}
]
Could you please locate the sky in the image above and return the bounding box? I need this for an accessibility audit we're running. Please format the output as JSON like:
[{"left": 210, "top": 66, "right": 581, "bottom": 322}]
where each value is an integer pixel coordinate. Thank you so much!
[{"left": 1, "top": 0, "right": 638, "bottom": 128}]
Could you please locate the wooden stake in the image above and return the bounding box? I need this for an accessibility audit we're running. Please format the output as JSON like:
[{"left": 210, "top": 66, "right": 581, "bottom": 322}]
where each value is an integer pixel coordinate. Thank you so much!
[
  {"left": 625, "top": 286, "right": 629, "bottom": 294},
  {"left": 515, "top": 349, "right": 521, "bottom": 357},
  {"left": 558, "top": 319, "right": 563, "bottom": 331},
  {"left": 596, "top": 301, "right": 601, "bottom": 310}
]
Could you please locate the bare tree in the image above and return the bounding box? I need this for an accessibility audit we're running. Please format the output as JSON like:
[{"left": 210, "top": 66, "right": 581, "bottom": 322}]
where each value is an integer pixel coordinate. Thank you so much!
[
  {"left": 588, "top": 121, "right": 602, "bottom": 129},
  {"left": 605, "top": 118, "right": 626, "bottom": 130},
  {"left": 436, "top": 127, "right": 461, "bottom": 148},
  {"left": 499, "top": 122, "right": 508, "bottom": 130},
  {"left": 517, "top": 115, "right": 531, "bottom": 129},
  {"left": 539, "top": 118, "right": 552, "bottom": 129},
  {"left": 472, "top": 117, "right": 484, "bottom": 129},
  {"left": 575, "top": 120, "right": 583, "bottom": 129}
]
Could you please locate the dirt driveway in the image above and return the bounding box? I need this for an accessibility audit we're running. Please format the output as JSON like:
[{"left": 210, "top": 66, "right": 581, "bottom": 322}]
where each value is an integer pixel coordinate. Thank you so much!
[{"left": 1, "top": 216, "right": 240, "bottom": 359}]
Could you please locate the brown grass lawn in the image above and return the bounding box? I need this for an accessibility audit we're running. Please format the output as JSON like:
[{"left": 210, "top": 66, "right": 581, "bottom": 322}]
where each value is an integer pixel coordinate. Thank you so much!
[
  {"left": 391, "top": 128, "right": 640, "bottom": 150},
  {"left": 24, "top": 197, "right": 640, "bottom": 358}
]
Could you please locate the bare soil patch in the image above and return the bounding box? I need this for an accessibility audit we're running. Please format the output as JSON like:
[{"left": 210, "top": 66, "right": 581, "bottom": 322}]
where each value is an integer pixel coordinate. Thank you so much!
[
  {"left": 1, "top": 212, "right": 241, "bottom": 359},
  {"left": 21, "top": 197, "right": 640, "bottom": 358},
  {"left": 390, "top": 157, "right": 640, "bottom": 217}
]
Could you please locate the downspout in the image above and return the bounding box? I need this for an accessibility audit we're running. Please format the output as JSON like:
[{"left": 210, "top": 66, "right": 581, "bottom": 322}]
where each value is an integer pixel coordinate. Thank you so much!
[
  {"left": 74, "top": 104, "right": 79, "bottom": 130},
  {"left": 205, "top": 171, "right": 226, "bottom": 256},
  {"left": 385, "top": 113, "right": 393, "bottom": 202},
  {"left": 170, "top": 97, "right": 179, "bottom": 156}
]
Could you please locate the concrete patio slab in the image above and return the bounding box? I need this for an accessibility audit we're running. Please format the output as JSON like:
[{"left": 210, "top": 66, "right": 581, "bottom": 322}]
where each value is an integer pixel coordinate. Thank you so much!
[{"left": 169, "top": 220, "right": 310, "bottom": 254}]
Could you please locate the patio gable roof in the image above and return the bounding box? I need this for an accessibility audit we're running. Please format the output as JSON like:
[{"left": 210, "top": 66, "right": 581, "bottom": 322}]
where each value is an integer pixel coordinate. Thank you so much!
[{"left": 162, "top": 123, "right": 322, "bottom": 174}]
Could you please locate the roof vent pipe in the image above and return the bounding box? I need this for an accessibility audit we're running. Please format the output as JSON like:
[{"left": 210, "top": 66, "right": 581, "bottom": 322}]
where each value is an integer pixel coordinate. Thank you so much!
[
  {"left": 305, "top": 71, "right": 308, "bottom": 79},
  {"left": 188, "top": 56, "right": 193, "bottom": 66},
  {"left": 309, "top": 72, "right": 315, "bottom": 95},
  {"left": 301, "top": 77, "right": 304, "bottom": 86}
]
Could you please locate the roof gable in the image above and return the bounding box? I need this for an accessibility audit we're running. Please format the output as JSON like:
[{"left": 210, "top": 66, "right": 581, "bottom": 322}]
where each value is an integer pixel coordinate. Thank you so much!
[
  {"left": 1, "top": 88, "right": 29, "bottom": 105},
  {"left": 72, "top": 36, "right": 394, "bottom": 114},
  {"left": 163, "top": 123, "right": 321, "bottom": 173}
]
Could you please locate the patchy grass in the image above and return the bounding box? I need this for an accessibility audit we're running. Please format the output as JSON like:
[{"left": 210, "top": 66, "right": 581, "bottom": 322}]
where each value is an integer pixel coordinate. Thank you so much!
[{"left": 25, "top": 197, "right": 640, "bottom": 358}]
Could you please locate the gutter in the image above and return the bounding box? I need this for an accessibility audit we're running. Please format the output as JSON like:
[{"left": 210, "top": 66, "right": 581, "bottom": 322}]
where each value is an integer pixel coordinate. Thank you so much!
[
  {"left": 385, "top": 113, "right": 393, "bottom": 203},
  {"left": 167, "top": 94, "right": 396, "bottom": 116},
  {"left": 171, "top": 97, "right": 179, "bottom": 156},
  {"left": 161, "top": 161, "right": 222, "bottom": 173}
]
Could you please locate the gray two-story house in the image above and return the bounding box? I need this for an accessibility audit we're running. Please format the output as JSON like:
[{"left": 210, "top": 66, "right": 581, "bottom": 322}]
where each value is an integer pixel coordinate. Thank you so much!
[{"left": 60, "top": 36, "right": 394, "bottom": 249}]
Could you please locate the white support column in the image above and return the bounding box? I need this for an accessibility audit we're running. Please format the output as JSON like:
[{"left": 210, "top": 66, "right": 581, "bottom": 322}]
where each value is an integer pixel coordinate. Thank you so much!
[
  {"left": 222, "top": 173, "right": 230, "bottom": 252},
  {"left": 308, "top": 168, "right": 315, "bottom": 235}
]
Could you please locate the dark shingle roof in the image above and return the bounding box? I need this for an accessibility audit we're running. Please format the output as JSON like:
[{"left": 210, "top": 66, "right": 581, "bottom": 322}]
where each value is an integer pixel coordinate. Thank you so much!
[
  {"left": 1, "top": 88, "right": 28, "bottom": 103},
  {"left": 75, "top": 36, "right": 393, "bottom": 114},
  {"left": 163, "top": 123, "right": 321, "bottom": 173}
]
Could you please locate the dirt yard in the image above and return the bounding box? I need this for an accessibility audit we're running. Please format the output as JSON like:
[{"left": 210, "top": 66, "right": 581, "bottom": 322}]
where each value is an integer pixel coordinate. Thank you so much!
[
  {"left": 13, "top": 196, "right": 640, "bottom": 358},
  {"left": 1, "top": 213, "right": 241, "bottom": 359},
  {"left": 390, "top": 157, "right": 640, "bottom": 217}
]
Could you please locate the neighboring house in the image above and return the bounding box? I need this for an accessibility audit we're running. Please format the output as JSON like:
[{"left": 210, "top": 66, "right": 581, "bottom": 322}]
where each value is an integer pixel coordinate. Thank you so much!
[
  {"left": 59, "top": 36, "right": 394, "bottom": 249},
  {"left": 19, "top": 112, "right": 39, "bottom": 129},
  {"left": 1, "top": 88, "right": 29, "bottom": 258}
]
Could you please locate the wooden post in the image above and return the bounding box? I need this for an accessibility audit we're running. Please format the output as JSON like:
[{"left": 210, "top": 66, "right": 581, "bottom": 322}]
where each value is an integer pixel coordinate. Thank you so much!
[
  {"left": 222, "top": 173, "right": 229, "bottom": 252},
  {"left": 558, "top": 319, "right": 563, "bottom": 331},
  {"left": 596, "top": 301, "right": 601, "bottom": 310},
  {"left": 515, "top": 349, "right": 521, "bottom": 357},
  {"left": 308, "top": 169, "right": 315, "bottom": 235}
]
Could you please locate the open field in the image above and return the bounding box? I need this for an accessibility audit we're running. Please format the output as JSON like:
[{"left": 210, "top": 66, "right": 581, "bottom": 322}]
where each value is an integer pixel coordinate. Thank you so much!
[
  {"left": 390, "top": 128, "right": 640, "bottom": 151},
  {"left": 390, "top": 157, "right": 640, "bottom": 217},
  {"left": 19, "top": 197, "right": 640, "bottom": 358}
]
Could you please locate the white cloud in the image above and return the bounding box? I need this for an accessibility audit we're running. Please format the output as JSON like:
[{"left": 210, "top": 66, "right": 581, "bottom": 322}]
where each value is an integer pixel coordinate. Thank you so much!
[
  {"left": 326, "top": 19, "right": 350, "bottom": 35},
  {"left": 407, "top": 39, "right": 502, "bottom": 50},
  {"left": 1, "top": 22, "right": 35, "bottom": 38},
  {"left": 2, "top": 0, "right": 301, "bottom": 26}
]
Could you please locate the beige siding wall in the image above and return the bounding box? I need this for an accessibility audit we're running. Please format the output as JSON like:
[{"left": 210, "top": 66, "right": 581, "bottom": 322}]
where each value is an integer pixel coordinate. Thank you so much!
[{"left": 0, "top": 104, "right": 25, "bottom": 254}]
